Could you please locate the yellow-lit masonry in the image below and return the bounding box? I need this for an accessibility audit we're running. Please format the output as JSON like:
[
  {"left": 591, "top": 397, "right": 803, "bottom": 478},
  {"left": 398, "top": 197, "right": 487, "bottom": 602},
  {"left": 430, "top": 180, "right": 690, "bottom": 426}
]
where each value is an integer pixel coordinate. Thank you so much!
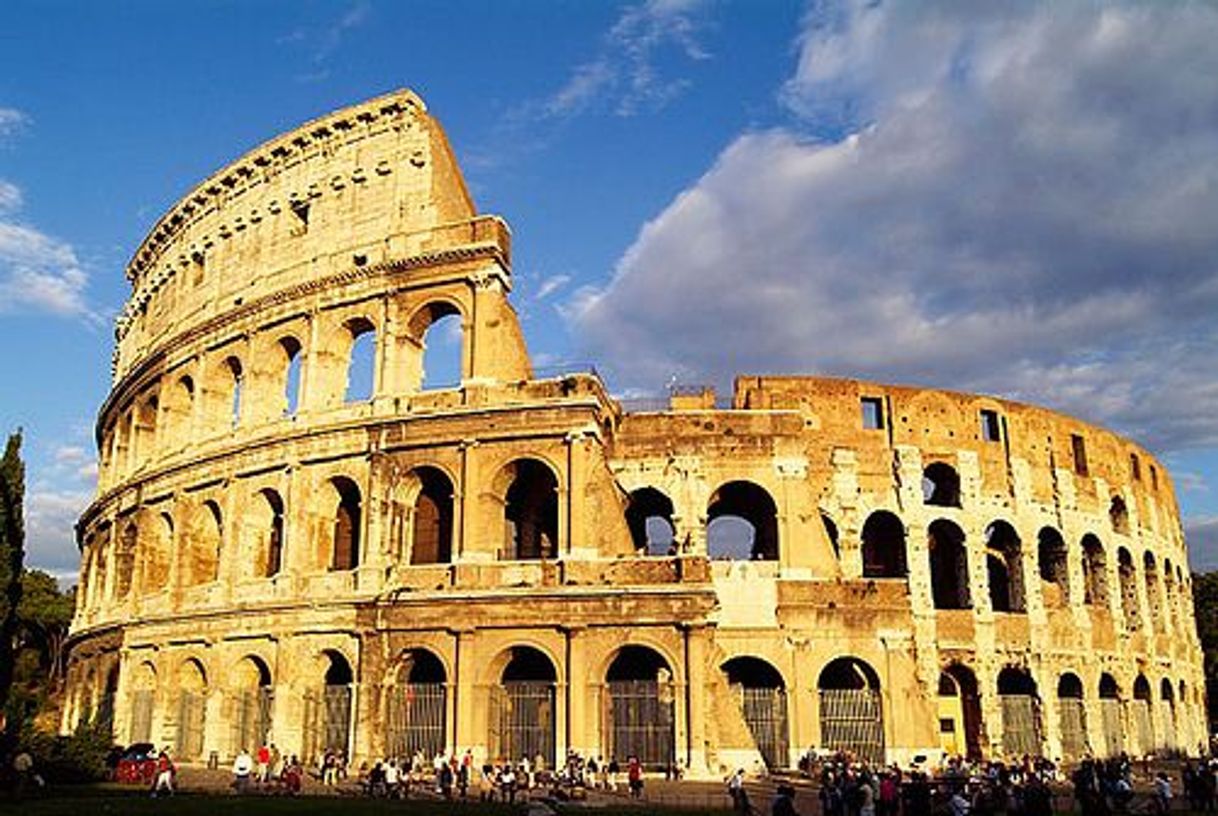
[{"left": 63, "top": 90, "right": 1204, "bottom": 775}]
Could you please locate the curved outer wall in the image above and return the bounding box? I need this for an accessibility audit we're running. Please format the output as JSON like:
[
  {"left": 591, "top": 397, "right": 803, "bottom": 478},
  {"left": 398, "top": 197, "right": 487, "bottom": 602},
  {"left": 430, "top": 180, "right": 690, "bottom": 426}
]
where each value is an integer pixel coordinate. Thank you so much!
[{"left": 65, "top": 90, "right": 1204, "bottom": 774}]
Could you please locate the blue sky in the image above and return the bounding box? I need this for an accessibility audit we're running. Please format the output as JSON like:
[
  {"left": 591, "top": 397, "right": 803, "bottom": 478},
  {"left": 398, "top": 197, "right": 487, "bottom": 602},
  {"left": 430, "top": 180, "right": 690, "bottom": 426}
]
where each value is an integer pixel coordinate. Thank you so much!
[{"left": 1, "top": 0, "right": 1217, "bottom": 581}]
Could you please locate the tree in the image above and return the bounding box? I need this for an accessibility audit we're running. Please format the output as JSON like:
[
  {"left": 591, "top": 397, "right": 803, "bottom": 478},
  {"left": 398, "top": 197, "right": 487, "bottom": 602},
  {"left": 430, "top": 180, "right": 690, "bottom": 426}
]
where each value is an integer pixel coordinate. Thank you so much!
[
  {"left": 0, "top": 431, "right": 25, "bottom": 721},
  {"left": 1192, "top": 570, "right": 1218, "bottom": 728},
  {"left": 17, "top": 570, "right": 74, "bottom": 689}
]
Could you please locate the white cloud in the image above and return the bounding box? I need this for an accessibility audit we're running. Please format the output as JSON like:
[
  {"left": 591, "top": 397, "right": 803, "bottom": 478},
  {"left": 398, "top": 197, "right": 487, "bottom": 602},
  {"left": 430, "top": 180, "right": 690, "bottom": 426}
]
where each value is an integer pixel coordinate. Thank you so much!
[
  {"left": 535, "top": 274, "right": 572, "bottom": 301},
  {"left": 573, "top": 3, "right": 1218, "bottom": 454},
  {"left": 0, "top": 190, "right": 97, "bottom": 322},
  {"left": 24, "top": 485, "right": 92, "bottom": 578},
  {"left": 526, "top": 0, "right": 710, "bottom": 121},
  {"left": 0, "top": 107, "right": 28, "bottom": 141}
]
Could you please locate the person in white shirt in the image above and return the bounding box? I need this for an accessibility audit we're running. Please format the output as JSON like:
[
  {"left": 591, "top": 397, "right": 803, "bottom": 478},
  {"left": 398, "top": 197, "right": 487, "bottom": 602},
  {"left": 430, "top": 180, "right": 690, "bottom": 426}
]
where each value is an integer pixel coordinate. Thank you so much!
[{"left": 232, "top": 748, "right": 254, "bottom": 794}]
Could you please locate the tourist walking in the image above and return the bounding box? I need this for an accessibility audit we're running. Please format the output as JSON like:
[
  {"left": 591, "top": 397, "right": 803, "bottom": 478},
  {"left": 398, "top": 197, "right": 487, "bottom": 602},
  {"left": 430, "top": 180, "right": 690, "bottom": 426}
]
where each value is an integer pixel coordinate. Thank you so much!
[
  {"left": 628, "top": 755, "right": 644, "bottom": 798},
  {"left": 231, "top": 747, "right": 254, "bottom": 794}
]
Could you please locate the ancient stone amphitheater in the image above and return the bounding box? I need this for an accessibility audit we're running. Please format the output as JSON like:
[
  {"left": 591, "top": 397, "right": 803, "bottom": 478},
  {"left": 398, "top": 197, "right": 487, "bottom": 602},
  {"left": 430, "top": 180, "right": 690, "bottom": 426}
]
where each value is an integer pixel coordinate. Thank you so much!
[{"left": 63, "top": 90, "right": 1204, "bottom": 774}]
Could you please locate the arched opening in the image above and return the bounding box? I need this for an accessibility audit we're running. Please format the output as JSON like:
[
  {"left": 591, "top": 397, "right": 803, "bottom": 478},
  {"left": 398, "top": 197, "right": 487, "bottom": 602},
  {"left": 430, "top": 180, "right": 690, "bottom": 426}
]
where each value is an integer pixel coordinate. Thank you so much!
[
  {"left": 280, "top": 336, "right": 303, "bottom": 417},
  {"left": 410, "top": 467, "right": 454, "bottom": 565},
  {"left": 1118, "top": 547, "right": 1140, "bottom": 630},
  {"left": 605, "top": 646, "right": 675, "bottom": 769},
  {"left": 256, "top": 489, "right": 285, "bottom": 578},
  {"left": 175, "top": 658, "right": 208, "bottom": 760},
  {"left": 821, "top": 513, "right": 840, "bottom": 559},
  {"left": 986, "top": 521, "right": 1024, "bottom": 613},
  {"left": 142, "top": 512, "right": 172, "bottom": 595},
  {"left": 937, "top": 663, "right": 982, "bottom": 760},
  {"left": 98, "top": 665, "right": 119, "bottom": 738},
  {"left": 1143, "top": 551, "right": 1163, "bottom": 632},
  {"left": 928, "top": 520, "right": 970, "bottom": 609},
  {"left": 1057, "top": 673, "right": 1087, "bottom": 760},
  {"left": 231, "top": 656, "right": 274, "bottom": 756},
  {"left": 343, "top": 318, "right": 377, "bottom": 403},
  {"left": 491, "top": 646, "right": 557, "bottom": 767},
  {"left": 861, "top": 511, "right": 907, "bottom": 578},
  {"left": 188, "top": 501, "right": 222, "bottom": 586},
  {"left": 1110, "top": 496, "right": 1130, "bottom": 535},
  {"left": 115, "top": 521, "right": 137, "bottom": 601},
  {"left": 225, "top": 356, "right": 243, "bottom": 428},
  {"left": 502, "top": 459, "right": 559, "bottom": 560},
  {"left": 163, "top": 375, "right": 194, "bottom": 447},
  {"left": 329, "top": 477, "right": 362, "bottom": 571},
  {"left": 707, "top": 481, "right": 778, "bottom": 561},
  {"left": 1160, "top": 677, "right": 1177, "bottom": 751},
  {"left": 721, "top": 657, "right": 788, "bottom": 769},
  {"left": 1037, "top": 527, "right": 1070, "bottom": 607},
  {"left": 416, "top": 305, "right": 464, "bottom": 391},
  {"left": 625, "top": 487, "right": 676, "bottom": 555},
  {"left": 128, "top": 662, "right": 157, "bottom": 744},
  {"left": 922, "top": 462, "right": 961, "bottom": 507},
  {"left": 1098, "top": 673, "right": 1123, "bottom": 757},
  {"left": 818, "top": 657, "right": 884, "bottom": 764},
  {"left": 1081, "top": 534, "right": 1109, "bottom": 606},
  {"left": 996, "top": 667, "right": 1040, "bottom": 757},
  {"left": 305, "top": 651, "right": 353, "bottom": 760},
  {"left": 386, "top": 649, "right": 447, "bottom": 758},
  {"left": 1164, "top": 560, "right": 1178, "bottom": 633},
  {"left": 1131, "top": 674, "right": 1154, "bottom": 754},
  {"left": 134, "top": 394, "right": 158, "bottom": 468}
]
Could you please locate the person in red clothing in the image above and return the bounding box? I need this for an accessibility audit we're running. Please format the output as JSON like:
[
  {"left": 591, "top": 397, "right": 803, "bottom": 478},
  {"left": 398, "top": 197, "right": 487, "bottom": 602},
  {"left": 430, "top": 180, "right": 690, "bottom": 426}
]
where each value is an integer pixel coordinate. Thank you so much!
[
  {"left": 151, "top": 750, "right": 175, "bottom": 797},
  {"left": 627, "top": 756, "right": 644, "bottom": 798},
  {"left": 256, "top": 743, "right": 272, "bottom": 784}
]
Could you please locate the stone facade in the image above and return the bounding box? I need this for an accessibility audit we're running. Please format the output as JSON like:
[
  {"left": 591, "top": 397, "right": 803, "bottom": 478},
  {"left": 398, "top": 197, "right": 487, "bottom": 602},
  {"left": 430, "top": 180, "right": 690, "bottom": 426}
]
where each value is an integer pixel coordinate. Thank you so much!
[{"left": 63, "top": 90, "right": 1205, "bottom": 774}]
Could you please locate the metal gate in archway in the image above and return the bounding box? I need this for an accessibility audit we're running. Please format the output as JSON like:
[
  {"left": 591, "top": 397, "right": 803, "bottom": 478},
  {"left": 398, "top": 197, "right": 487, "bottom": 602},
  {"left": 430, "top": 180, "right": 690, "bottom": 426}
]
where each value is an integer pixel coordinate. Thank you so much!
[
  {"left": 818, "top": 688, "right": 884, "bottom": 765},
  {"left": 1100, "top": 699, "right": 1123, "bottom": 757},
  {"left": 1000, "top": 694, "right": 1041, "bottom": 756},
  {"left": 490, "top": 682, "right": 555, "bottom": 767},
  {"left": 304, "top": 685, "right": 353, "bottom": 760},
  {"left": 232, "top": 688, "right": 274, "bottom": 754},
  {"left": 1158, "top": 702, "right": 1176, "bottom": 751},
  {"left": 1131, "top": 700, "right": 1153, "bottom": 754},
  {"left": 606, "top": 680, "right": 675, "bottom": 768},
  {"left": 738, "top": 687, "right": 788, "bottom": 769},
  {"left": 386, "top": 683, "right": 447, "bottom": 758},
  {"left": 176, "top": 691, "right": 206, "bottom": 760},
  {"left": 1058, "top": 699, "right": 1087, "bottom": 760},
  {"left": 129, "top": 690, "right": 154, "bottom": 744}
]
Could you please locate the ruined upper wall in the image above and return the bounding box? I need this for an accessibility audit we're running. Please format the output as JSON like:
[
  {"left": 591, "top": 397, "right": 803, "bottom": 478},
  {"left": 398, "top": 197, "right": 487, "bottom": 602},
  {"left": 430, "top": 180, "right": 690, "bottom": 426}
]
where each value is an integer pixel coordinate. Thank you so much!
[{"left": 111, "top": 89, "right": 483, "bottom": 383}]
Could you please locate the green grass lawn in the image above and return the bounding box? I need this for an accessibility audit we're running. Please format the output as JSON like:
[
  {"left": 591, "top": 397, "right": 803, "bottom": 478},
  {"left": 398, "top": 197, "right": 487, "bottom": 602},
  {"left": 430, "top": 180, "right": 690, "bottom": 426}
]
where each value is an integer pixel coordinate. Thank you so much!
[{"left": 0, "top": 788, "right": 733, "bottom": 816}]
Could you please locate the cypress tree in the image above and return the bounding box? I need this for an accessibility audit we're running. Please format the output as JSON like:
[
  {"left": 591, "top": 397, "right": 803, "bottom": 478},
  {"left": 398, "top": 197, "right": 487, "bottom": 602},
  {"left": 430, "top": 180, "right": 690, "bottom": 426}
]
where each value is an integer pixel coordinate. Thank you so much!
[{"left": 0, "top": 431, "right": 26, "bottom": 720}]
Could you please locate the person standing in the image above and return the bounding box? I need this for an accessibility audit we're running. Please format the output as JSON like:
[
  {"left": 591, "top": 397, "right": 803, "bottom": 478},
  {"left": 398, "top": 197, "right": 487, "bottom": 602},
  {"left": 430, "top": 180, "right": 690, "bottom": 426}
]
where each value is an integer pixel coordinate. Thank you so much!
[
  {"left": 232, "top": 747, "right": 254, "bottom": 794},
  {"left": 628, "top": 755, "right": 644, "bottom": 798},
  {"left": 728, "top": 769, "right": 750, "bottom": 814},
  {"left": 151, "top": 749, "right": 176, "bottom": 797},
  {"left": 255, "top": 742, "right": 271, "bottom": 784}
]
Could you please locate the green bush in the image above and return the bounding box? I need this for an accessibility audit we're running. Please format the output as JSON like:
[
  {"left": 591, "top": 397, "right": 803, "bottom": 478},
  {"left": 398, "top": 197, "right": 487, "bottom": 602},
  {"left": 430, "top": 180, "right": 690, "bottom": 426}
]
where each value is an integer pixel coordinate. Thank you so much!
[{"left": 18, "top": 712, "right": 113, "bottom": 784}]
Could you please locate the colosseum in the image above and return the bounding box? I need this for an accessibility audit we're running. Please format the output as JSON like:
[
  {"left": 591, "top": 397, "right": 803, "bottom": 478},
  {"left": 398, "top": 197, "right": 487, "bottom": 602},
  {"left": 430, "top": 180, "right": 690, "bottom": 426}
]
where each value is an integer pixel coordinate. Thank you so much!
[{"left": 62, "top": 89, "right": 1205, "bottom": 775}]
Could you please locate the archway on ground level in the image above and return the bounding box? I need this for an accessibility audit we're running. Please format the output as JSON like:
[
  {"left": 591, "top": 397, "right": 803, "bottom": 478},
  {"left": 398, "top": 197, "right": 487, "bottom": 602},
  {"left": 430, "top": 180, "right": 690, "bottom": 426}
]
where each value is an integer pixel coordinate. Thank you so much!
[
  {"left": 625, "top": 487, "right": 676, "bottom": 555},
  {"left": 706, "top": 481, "right": 779, "bottom": 561},
  {"left": 1159, "top": 677, "right": 1177, "bottom": 752},
  {"left": 305, "top": 651, "right": 354, "bottom": 761},
  {"left": 996, "top": 667, "right": 1041, "bottom": 758},
  {"left": 817, "top": 657, "right": 884, "bottom": 764},
  {"left": 175, "top": 658, "right": 208, "bottom": 760},
  {"left": 98, "top": 665, "right": 119, "bottom": 738},
  {"left": 1131, "top": 674, "right": 1154, "bottom": 755},
  {"left": 491, "top": 646, "right": 557, "bottom": 768},
  {"left": 1057, "top": 673, "right": 1087, "bottom": 761},
  {"left": 605, "top": 646, "right": 676, "bottom": 769},
  {"left": 386, "top": 649, "right": 447, "bottom": 759},
  {"left": 231, "top": 656, "right": 273, "bottom": 756},
  {"left": 861, "top": 511, "right": 907, "bottom": 578},
  {"left": 937, "top": 663, "right": 983, "bottom": 760},
  {"left": 1098, "top": 673, "right": 1123, "bottom": 757},
  {"left": 410, "top": 467, "right": 454, "bottom": 564},
  {"left": 128, "top": 662, "right": 157, "bottom": 745},
  {"left": 928, "top": 520, "right": 970, "bottom": 609},
  {"left": 721, "top": 657, "right": 788, "bottom": 770}
]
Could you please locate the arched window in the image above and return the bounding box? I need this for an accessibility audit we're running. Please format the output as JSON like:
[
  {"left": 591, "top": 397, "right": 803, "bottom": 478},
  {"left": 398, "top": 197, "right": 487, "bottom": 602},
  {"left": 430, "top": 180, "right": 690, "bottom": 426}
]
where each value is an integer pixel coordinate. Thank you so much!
[
  {"left": 115, "top": 521, "right": 138, "bottom": 601},
  {"left": 721, "top": 656, "right": 788, "bottom": 770},
  {"left": 256, "top": 489, "right": 285, "bottom": 578},
  {"left": 141, "top": 512, "right": 173, "bottom": 594},
  {"left": 985, "top": 521, "right": 1024, "bottom": 613},
  {"left": 625, "top": 487, "right": 676, "bottom": 555},
  {"left": 821, "top": 513, "right": 840, "bottom": 559},
  {"left": 280, "top": 336, "right": 303, "bottom": 416},
  {"left": 707, "top": 481, "right": 779, "bottom": 561},
  {"left": 225, "top": 356, "right": 243, "bottom": 428},
  {"left": 343, "top": 318, "right": 377, "bottom": 403},
  {"left": 410, "top": 467, "right": 454, "bottom": 564},
  {"left": 412, "top": 303, "right": 463, "bottom": 390},
  {"left": 1118, "top": 547, "right": 1140, "bottom": 630},
  {"left": 1081, "top": 534, "right": 1108, "bottom": 606},
  {"left": 922, "top": 462, "right": 961, "bottom": 507},
  {"left": 1037, "top": 527, "right": 1069, "bottom": 606},
  {"left": 502, "top": 459, "right": 559, "bottom": 560},
  {"left": 164, "top": 375, "right": 194, "bottom": 446},
  {"left": 928, "top": 519, "right": 969, "bottom": 609},
  {"left": 188, "top": 500, "right": 223, "bottom": 586},
  {"left": 134, "top": 394, "right": 158, "bottom": 468},
  {"left": 1143, "top": 551, "right": 1163, "bottom": 632},
  {"left": 861, "top": 511, "right": 907, "bottom": 578},
  {"left": 329, "top": 477, "right": 362, "bottom": 571},
  {"left": 1110, "top": 496, "right": 1130, "bottom": 535}
]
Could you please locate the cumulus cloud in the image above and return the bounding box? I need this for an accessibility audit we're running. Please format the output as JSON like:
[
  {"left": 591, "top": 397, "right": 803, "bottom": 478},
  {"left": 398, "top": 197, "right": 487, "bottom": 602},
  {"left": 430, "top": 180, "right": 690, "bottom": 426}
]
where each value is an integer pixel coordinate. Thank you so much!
[
  {"left": 25, "top": 485, "right": 91, "bottom": 579},
  {"left": 573, "top": 2, "right": 1218, "bottom": 453},
  {"left": 527, "top": 0, "right": 710, "bottom": 121}
]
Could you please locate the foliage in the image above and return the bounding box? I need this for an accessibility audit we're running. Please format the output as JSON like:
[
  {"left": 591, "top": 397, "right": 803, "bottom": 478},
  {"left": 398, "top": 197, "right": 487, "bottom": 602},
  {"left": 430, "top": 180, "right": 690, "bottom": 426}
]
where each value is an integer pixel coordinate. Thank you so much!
[
  {"left": 16, "top": 712, "right": 112, "bottom": 785},
  {"left": 0, "top": 430, "right": 26, "bottom": 744},
  {"left": 1192, "top": 570, "right": 1218, "bottom": 726},
  {"left": 17, "top": 569, "right": 75, "bottom": 687}
]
